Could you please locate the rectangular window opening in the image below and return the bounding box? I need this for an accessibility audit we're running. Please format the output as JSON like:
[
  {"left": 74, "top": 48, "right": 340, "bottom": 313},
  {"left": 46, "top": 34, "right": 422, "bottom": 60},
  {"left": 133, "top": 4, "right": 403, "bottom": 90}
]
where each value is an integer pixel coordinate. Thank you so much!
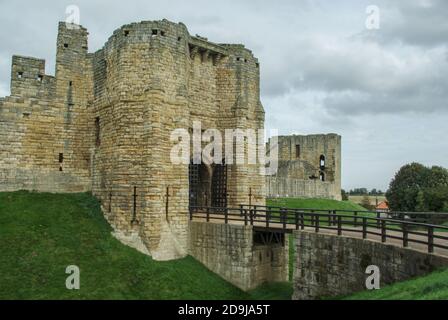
[
  {"left": 95, "top": 117, "right": 101, "bottom": 147},
  {"left": 161, "top": 31, "right": 166, "bottom": 36},
  {"left": 124, "top": 30, "right": 129, "bottom": 37},
  {"left": 37, "top": 75, "right": 43, "bottom": 82},
  {"left": 64, "top": 43, "right": 69, "bottom": 48},
  {"left": 295, "top": 145, "right": 301, "bottom": 159},
  {"left": 152, "top": 29, "right": 158, "bottom": 36},
  {"left": 59, "top": 153, "right": 64, "bottom": 163},
  {"left": 17, "top": 72, "right": 23, "bottom": 79}
]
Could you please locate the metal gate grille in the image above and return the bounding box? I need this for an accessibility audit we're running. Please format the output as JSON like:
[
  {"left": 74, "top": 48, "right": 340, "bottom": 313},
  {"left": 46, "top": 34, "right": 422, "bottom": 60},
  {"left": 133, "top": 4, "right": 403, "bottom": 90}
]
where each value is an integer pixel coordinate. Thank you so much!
[
  {"left": 189, "top": 163, "right": 200, "bottom": 207},
  {"left": 211, "top": 163, "right": 227, "bottom": 208}
]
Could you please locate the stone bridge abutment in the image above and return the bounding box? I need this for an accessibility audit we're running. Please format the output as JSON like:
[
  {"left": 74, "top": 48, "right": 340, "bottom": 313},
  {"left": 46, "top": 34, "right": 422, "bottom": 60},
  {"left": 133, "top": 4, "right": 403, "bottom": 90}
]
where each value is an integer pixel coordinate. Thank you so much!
[
  {"left": 292, "top": 230, "right": 448, "bottom": 300},
  {"left": 188, "top": 221, "right": 289, "bottom": 291}
]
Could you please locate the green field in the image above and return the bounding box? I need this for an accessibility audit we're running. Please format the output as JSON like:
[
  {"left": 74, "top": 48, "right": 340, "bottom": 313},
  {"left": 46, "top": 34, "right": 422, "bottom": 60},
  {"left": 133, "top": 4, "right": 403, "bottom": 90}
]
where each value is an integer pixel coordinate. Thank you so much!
[
  {"left": 0, "top": 191, "right": 291, "bottom": 300},
  {"left": 343, "top": 268, "right": 448, "bottom": 300},
  {"left": 267, "top": 198, "right": 367, "bottom": 212},
  {"left": 1, "top": 191, "right": 446, "bottom": 300},
  {"left": 349, "top": 195, "right": 387, "bottom": 207}
]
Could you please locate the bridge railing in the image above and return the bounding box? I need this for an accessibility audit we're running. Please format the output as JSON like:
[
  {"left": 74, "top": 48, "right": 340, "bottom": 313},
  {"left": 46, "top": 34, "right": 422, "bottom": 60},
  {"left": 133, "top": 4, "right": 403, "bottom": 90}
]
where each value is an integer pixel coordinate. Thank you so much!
[
  {"left": 189, "top": 205, "right": 448, "bottom": 254},
  {"left": 240, "top": 204, "right": 448, "bottom": 225}
]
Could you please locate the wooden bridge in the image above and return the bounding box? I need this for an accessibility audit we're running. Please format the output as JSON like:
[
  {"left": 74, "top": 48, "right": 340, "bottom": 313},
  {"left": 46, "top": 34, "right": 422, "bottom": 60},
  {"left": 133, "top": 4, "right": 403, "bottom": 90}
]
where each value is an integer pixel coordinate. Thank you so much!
[{"left": 189, "top": 205, "right": 448, "bottom": 256}]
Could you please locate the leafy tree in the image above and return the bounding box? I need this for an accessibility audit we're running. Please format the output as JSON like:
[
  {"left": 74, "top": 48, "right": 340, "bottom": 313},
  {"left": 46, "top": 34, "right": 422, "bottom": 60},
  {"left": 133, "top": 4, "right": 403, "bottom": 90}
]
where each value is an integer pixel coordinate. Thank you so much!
[
  {"left": 426, "top": 166, "right": 448, "bottom": 188},
  {"left": 386, "top": 163, "right": 428, "bottom": 212},
  {"left": 415, "top": 190, "right": 427, "bottom": 212},
  {"left": 423, "top": 186, "right": 448, "bottom": 212},
  {"left": 386, "top": 163, "right": 448, "bottom": 212},
  {"left": 341, "top": 189, "right": 349, "bottom": 201}
]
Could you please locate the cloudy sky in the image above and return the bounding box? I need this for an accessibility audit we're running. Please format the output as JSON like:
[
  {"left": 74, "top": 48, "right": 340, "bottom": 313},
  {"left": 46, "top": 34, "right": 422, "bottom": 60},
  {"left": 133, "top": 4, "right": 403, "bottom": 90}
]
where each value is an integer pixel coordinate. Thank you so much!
[{"left": 1, "top": 0, "right": 447, "bottom": 191}]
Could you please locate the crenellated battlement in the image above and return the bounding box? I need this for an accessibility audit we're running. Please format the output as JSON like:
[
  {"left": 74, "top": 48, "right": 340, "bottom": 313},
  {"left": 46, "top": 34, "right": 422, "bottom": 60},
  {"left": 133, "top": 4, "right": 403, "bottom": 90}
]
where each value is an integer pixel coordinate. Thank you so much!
[{"left": 10, "top": 55, "right": 55, "bottom": 98}]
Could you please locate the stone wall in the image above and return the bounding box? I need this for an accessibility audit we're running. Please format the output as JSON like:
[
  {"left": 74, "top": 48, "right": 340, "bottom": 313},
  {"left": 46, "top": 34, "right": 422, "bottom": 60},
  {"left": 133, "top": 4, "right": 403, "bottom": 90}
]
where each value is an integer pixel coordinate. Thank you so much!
[
  {"left": 267, "top": 134, "right": 341, "bottom": 200},
  {"left": 266, "top": 176, "right": 338, "bottom": 200},
  {"left": 189, "top": 221, "right": 288, "bottom": 291},
  {"left": 0, "top": 27, "right": 92, "bottom": 194},
  {"left": 292, "top": 230, "right": 448, "bottom": 300}
]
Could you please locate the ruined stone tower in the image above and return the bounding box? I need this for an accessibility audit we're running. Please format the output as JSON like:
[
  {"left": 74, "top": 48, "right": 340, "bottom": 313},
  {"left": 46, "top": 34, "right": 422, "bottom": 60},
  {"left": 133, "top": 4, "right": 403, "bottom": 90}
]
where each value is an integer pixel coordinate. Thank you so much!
[
  {"left": 0, "top": 20, "right": 266, "bottom": 260},
  {"left": 266, "top": 134, "right": 341, "bottom": 200}
]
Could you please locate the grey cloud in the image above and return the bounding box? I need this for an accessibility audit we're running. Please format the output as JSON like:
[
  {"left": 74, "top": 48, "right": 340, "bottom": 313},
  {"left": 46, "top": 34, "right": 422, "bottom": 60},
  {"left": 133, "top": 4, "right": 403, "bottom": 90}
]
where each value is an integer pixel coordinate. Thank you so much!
[{"left": 358, "top": 0, "right": 448, "bottom": 48}]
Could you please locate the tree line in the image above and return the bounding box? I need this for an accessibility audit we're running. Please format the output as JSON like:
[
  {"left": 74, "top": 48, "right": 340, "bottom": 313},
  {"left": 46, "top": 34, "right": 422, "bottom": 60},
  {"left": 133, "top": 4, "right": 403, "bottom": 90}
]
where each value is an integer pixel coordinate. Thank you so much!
[{"left": 341, "top": 188, "right": 384, "bottom": 201}]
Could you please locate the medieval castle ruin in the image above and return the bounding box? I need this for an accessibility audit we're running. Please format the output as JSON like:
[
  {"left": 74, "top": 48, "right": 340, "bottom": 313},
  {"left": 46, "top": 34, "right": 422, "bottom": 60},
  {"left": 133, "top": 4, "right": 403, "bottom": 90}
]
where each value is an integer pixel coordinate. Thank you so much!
[
  {"left": 266, "top": 134, "right": 341, "bottom": 200},
  {"left": 0, "top": 19, "right": 341, "bottom": 263}
]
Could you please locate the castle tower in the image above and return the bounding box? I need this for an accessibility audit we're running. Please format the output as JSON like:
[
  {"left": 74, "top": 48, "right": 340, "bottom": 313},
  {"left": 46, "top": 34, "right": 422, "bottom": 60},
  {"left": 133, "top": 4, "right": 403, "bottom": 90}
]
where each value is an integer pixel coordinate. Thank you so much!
[
  {"left": 1, "top": 19, "right": 267, "bottom": 260},
  {"left": 55, "top": 22, "right": 93, "bottom": 184},
  {"left": 267, "top": 134, "right": 342, "bottom": 200}
]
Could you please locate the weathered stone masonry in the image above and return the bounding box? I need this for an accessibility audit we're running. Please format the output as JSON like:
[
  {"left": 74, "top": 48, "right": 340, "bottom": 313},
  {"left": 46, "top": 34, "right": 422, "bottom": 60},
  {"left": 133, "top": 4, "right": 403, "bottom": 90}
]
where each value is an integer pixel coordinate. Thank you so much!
[
  {"left": 267, "top": 134, "right": 341, "bottom": 200},
  {"left": 0, "top": 20, "right": 266, "bottom": 261},
  {"left": 292, "top": 230, "right": 448, "bottom": 300},
  {"left": 189, "top": 221, "right": 289, "bottom": 291}
]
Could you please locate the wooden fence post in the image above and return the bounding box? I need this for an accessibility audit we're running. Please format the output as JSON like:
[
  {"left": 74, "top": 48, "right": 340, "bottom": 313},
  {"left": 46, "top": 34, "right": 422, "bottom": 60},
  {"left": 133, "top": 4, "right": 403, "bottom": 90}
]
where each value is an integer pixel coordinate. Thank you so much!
[
  {"left": 301, "top": 213, "right": 305, "bottom": 230},
  {"left": 337, "top": 215, "right": 342, "bottom": 236},
  {"left": 376, "top": 211, "right": 381, "bottom": 228},
  {"left": 428, "top": 226, "right": 434, "bottom": 253},
  {"left": 266, "top": 209, "right": 270, "bottom": 228},
  {"left": 362, "top": 217, "right": 367, "bottom": 239},
  {"left": 282, "top": 208, "right": 287, "bottom": 230},
  {"left": 402, "top": 222, "right": 408, "bottom": 247}
]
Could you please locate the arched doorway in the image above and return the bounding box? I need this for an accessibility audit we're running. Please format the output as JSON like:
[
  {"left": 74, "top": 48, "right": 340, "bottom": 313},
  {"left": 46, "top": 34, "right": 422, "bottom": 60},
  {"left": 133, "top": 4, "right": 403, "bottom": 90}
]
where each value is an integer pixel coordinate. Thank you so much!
[{"left": 189, "top": 160, "right": 227, "bottom": 208}]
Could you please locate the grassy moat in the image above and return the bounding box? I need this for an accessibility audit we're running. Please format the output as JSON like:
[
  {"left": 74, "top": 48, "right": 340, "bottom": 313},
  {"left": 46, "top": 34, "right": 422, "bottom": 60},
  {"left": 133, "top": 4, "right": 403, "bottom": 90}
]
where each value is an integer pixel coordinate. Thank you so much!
[{"left": 0, "top": 191, "right": 446, "bottom": 300}]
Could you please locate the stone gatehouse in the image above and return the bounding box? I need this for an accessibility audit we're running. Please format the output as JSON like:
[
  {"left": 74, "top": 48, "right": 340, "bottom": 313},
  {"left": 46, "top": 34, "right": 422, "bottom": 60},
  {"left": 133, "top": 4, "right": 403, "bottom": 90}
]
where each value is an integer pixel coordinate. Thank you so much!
[{"left": 0, "top": 19, "right": 266, "bottom": 260}]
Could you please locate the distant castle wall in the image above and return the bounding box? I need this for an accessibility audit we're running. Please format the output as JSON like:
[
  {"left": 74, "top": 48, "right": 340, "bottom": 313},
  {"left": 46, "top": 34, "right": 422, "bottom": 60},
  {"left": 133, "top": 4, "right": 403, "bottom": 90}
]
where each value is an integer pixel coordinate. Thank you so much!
[
  {"left": 267, "top": 134, "right": 342, "bottom": 200},
  {"left": 266, "top": 177, "right": 338, "bottom": 199}
]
